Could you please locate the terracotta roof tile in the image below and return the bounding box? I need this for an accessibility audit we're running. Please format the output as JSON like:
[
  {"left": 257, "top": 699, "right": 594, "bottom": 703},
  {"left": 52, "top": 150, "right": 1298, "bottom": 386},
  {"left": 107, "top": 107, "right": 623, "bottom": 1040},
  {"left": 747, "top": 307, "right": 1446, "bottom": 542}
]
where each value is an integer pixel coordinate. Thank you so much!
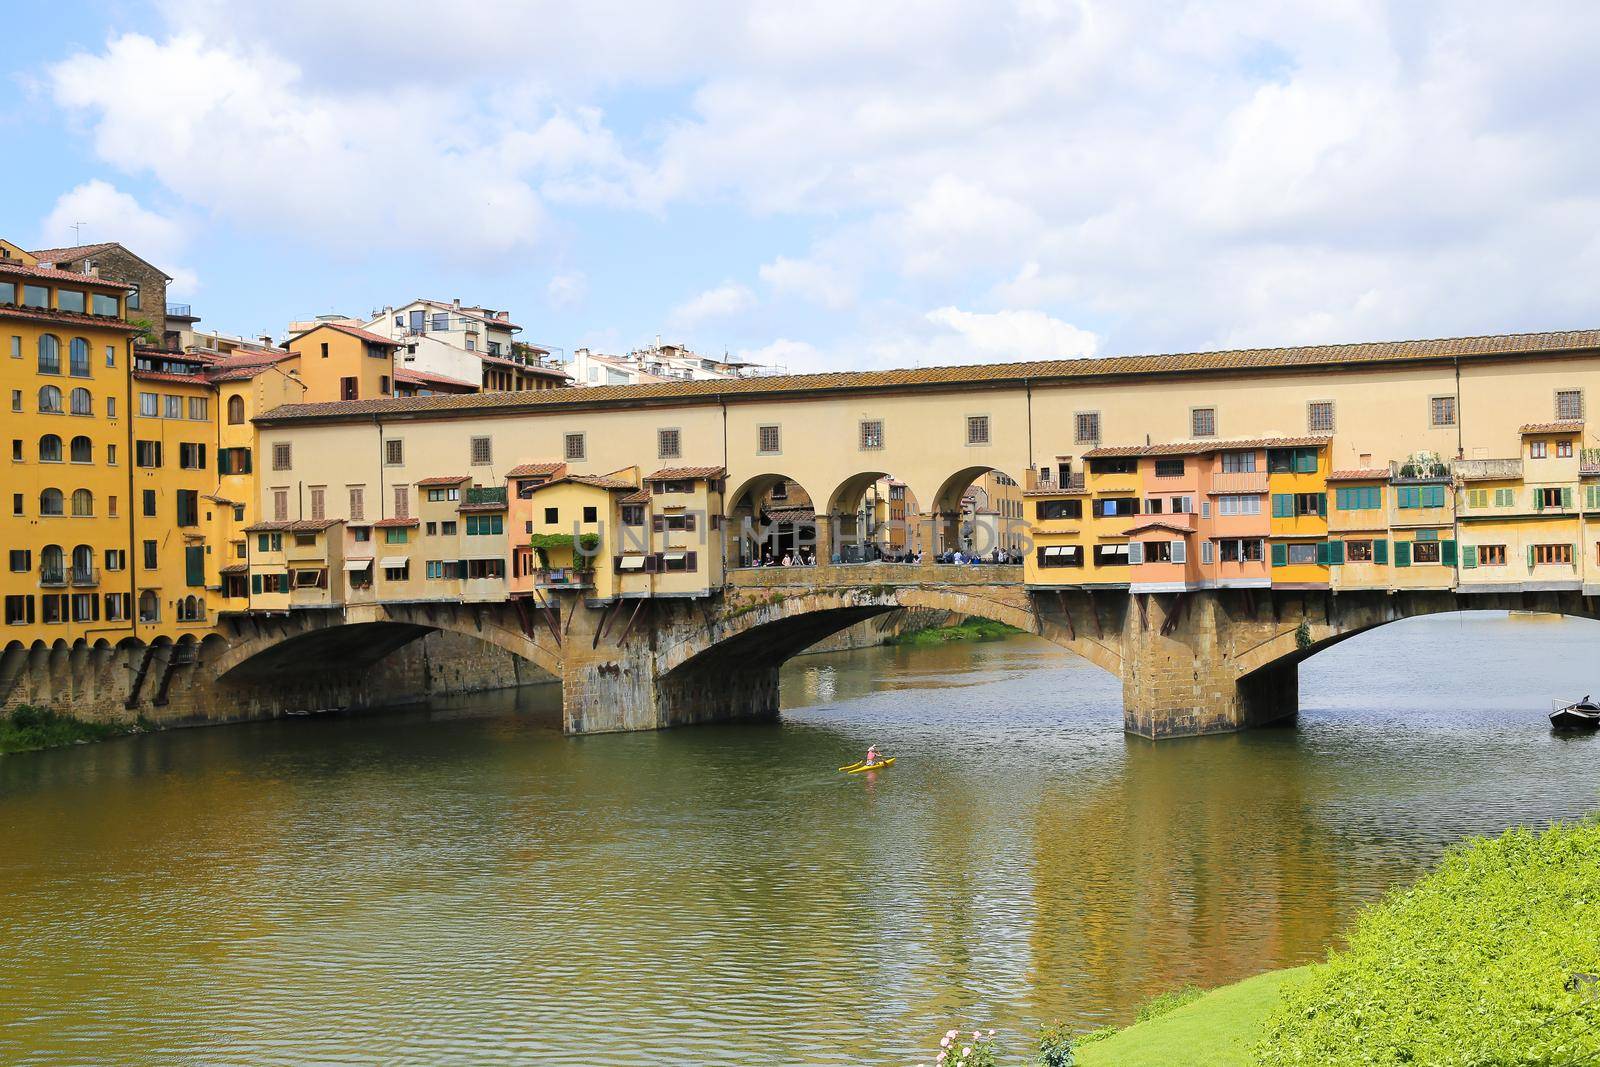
[
  {"left": 0, "top": 304, "right": 142, "bottom": 333},
  {"left": 763, "top": 507, "right": 818, "bottom": 525},
  {"left": 294, "top": 321, "right": 402, "bottom": 348},
  {"left": 287, "top": 519, "right": 341, "bottom": 532},
  {"left": 253, "top": 330, "right": 1600, "bottom": 424},
  {"left": 1123, "top": 519, "right": 1196, "bottom": 536},
  {"left": 28, "top": 242, "right": 117, "bottom": 263},
  {"left": 457, "top": 501, "right": 509, "bottom": 513},
  {"left": 522, "top": 474, "right": 637, "bottom": 493},
  {"left": 0, "top": 259, "right": 130, "bottom": 288},
  {"left": 1083, "top": 435, "right": 1331, "bottom": 458},
  {"left": 647, "top": 466, "right": 726, "bottom": 480},
  {"left": 506, "top": 461, "right": 567, "bottom": 478},
  {"left": 372, "top": 517, "right": 420, "bottom": 528},
  {"left": 416, "top": 475, "right": 470, "bottom": 486},
  {"left": 243, "top": 521, "right": 290, "bottom": 533},
  {"left": 133, "top": 369, "right": 211, "bottom": 385},
  {"left": 395, "top": 367, "right": 478, "bottom": 391},
  {"left": 1326, "top": 468, "right": 1392, "bottom": 482},
  {"left": 1519, "top": 420, "right": 1584, "bottom": 434},
  {"left": 619, "top": 489, "right": 651, "bottom": 505},
  {"left": 218, "top": 563, "right": 249, "bottom": 576}
]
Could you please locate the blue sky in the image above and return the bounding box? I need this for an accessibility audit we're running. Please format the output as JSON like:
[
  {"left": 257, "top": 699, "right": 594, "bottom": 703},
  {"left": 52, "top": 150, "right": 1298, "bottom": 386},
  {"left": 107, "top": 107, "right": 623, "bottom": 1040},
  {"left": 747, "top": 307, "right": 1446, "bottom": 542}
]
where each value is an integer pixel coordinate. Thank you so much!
[{"left": 8, "top": 2, "right": 1600, "bottom": 372}]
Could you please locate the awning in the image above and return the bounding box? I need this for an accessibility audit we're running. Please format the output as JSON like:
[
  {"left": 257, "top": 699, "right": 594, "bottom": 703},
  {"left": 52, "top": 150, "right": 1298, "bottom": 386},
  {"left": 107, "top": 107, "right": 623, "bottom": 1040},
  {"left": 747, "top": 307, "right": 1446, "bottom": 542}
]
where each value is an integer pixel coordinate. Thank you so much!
[
  {"left": 663, "top": 551, "right": 687, "bottom": 562},
  {"left": 619, "top": 554, "right": 647, "bottom": 570},
  {"left": 1043, "top": 546, "right": 1080, "bottom": 558},
  {"left": 380, "top": 556, "right": 409, "bottom": 569},
  {"left": 343, "top": 558, "right": 373, "bottom": 571}
]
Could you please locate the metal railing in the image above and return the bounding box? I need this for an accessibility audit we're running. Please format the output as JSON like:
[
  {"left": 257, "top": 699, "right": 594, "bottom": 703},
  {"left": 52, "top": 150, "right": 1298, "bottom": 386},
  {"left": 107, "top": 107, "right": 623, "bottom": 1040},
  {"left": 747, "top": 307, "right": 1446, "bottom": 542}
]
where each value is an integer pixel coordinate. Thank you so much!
[
  {"left": 39, "top": 567, "right": 66, "bottom": 588},
  {"left": 166, "top": 303, "right": 192, "bottom": 317},
  {"left": 466, "top": 486, "right": 507, "bottom": 506},
  {"left": 69, "top": 566, "right": 99, "bottom": 587}
]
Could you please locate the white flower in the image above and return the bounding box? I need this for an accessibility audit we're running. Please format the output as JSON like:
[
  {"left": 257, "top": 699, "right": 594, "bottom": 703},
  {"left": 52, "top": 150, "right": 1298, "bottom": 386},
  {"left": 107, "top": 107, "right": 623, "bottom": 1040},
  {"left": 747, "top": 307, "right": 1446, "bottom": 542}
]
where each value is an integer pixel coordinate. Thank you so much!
[
  {"left": 962, "top": 1047, "right": 971, "bottom": 1056},
  {"left": 985, "top": 1029, "right": 996, "bottom": 1037},
  {"left": 940, "top": 1036, "right": 951, "bottom": 1048}
]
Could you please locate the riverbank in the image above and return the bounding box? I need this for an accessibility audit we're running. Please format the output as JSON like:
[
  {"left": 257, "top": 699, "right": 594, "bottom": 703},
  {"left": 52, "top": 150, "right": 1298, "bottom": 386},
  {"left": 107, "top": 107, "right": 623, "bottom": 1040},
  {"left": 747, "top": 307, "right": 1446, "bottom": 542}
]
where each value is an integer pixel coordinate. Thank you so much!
[
  {"left": 887, "top": 617, "right": 1024, "bottom": 646},
  {"left": 1076, "top": 968, "right": 1310, "bottom": 1067},
  {"left": 0, "top": 705, "right": 148, "bottom": 754}
]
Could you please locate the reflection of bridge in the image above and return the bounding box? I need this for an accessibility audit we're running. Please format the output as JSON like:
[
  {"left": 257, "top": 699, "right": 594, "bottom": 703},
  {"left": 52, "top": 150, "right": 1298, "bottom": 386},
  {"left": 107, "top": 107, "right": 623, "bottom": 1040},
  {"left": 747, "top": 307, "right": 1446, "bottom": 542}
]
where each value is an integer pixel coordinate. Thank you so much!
[{"left": 183, "top": 567, "right": 1598, "bottom": 738}]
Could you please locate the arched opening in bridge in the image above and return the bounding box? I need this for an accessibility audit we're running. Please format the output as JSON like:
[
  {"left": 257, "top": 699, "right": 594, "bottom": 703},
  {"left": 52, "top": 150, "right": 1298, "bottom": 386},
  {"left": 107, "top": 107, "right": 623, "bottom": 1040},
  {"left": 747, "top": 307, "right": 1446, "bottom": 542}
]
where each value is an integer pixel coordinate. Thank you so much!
[
  {"left": 929, "top": 465, "right": 1029, "bottom": 561},
  {"left": 824, "top": 472, "right": 925, "bottom": 563},
  {"left": 726, "top": 473, "right": 823, "bottom": 568}
]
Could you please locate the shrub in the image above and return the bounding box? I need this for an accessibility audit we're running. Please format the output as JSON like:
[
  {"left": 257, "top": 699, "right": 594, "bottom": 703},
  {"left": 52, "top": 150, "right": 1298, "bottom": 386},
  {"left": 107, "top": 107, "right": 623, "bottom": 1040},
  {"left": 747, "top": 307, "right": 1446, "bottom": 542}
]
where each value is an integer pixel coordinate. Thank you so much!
[
  {"left": 1259, "top": 820, "right": 1600, "bottom": 1066},
  {"left": 1034, "top": 1021, "right": 1076, "bottom": 1066},
  {"left": 916, "top": 1027, "right": 1001, "bottom": 1067}
]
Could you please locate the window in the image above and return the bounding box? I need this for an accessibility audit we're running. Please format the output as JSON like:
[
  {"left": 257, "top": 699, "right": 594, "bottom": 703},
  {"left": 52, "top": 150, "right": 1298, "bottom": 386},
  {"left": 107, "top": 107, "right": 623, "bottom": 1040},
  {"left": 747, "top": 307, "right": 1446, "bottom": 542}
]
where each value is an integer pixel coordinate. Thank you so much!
[
  {"left": 136, "top": 440, "right": 162, "bottom": 468},
  {"left": 1092, "top": 497, "right": 1139, "bottom": 517},
  {"left": 1153, "top": 459, "right": 1184, "bottom": 478},
  {"left": 385, "top": 528, "right": 409, "bottom": 545},
  {"left": 582, "top": 506, "right": 598, "bottom": 523},
  {"left": 189, "top": 396, "right": 208, "bottom": 421},
  {"left": 1537, "top": 486, "right": 1570, "bottom": 510},
  {"left": 142, "top": 489, "right": 156, "bottom": 517},
  {"left": 1430, "top": 395, "right": 1457, "bottom": 427},
  {"left": 1093, "top": 544, "right": 1130, "bottom": 566},
  {"left": 966, "top": 415, "right": 990, "bottom": 445},
  {"left": 1169, "top": 495, "right": 1194, "bottom": 514},
  {"left": 1395, "top": 484, "right": 1446, "bottom": 509},
  {"left": 1477, "top": 544, "right": 1507, "bottom": 566},
  {"left": 1035, "top": 499, "right": 1082, "bottom": 521},
  {"left": 39, "top": 434, "right": 62, "bottom": 463},
  {"left": 470, "top": 436, "right": 492, "bottom": 465},
  {"left": 309, "top": 486, "right": 325, "bottom": 521},
  {"left": 565, "top": 433, "right": 586, "bottom": 461},
  {"left": 227, "top": 395, "right": 245, "bottom": 424},
  {"left": 164, "top": 395, "right": 181, "bottom": 419},
  {"left": 138, "top": 590, "right": 159, "bottom": 622},
  {"left": 1466, "top": 488, "right": 1488, "bottom": 509},
  {"left": 9, "top": 549, "right": 30, "bottom": 572},
  {"left": 394, "top": 485, "right": 410, "bottom": 518},
  {"left": 425, "top": 521, "right": 438, "bottom": 536},
  {"left": 23, "top": 285, "right": 48, "bottom": 309},
  {"left": 1220, "top": 451, "right": 1256, "bottom": 473},
  {"left": 349, "top": 486, "right": 365, "bottom": 521},
  {"left": 466, "top": 559, "right": 506, "bottom": 580},
  {"left": 105, "top": 345, "right": 116, "bottom": 368},
  {"left": 273, "top": 489, "right": 288, "bottom": 522},
  {"left": 622, "top": 505, "right": 645, "bottom": 527},
  {"left": 37, "top": 334, "right": 60, "bottom": 374},
  {"left": 139, "top": 392, "right": 158, "bottom": 417},
  {"left": 1411, "top": 540, "right": 1442, "bottom": 564},
  {"left": 385, "top": 438, "right": 404, "bottom": 466},
  {"left": 1557, "top": 389, "right": 1584, "bottom": 421},
  {"left": 543, "top": 507, "right": 559, "bottom": 525},
  {"left": 1075, "top": 412, "right": 1101, "bottom": 444},
  {"left": 176, "top": 490, "right": 198, "bottom": 527},
  {"left": 659, "top": 428, "right": 682, "bottom": 458},
  {"left": 68, "top": 338, "right": 90, "bottom": 376},
  {"left": 71, "top": 489, "right": 93, "bottom": 517},
  {"left": 105, "top": 549, "right": 125, "bottom": 571},
  {"left": 179, "top": 442, "right": 206, "bottom": 470},
  {"left": 1088, "top": 456, "right": 1137, "bottom": 475},
  {"left": 1306, "top": 400, "right": 1335, "bottom": 433},
  {"left": 1530, "top": 440, "right": 1548, "bottom": 459},
  {"left": 142, "top": 540, "right": 158, "bottom": 570},
  {"left": 1267, "top": 447, "right": 1318, "bottom": 473},
  {"left": 426, "top": 487, "right": 460, "bottom": 502},
  {"left": 38, "top": 385, "right": 62, "bottom": 414},
  {"left": 104, "top": 593, "right": 129, "bottom": 621},
  {"left": 39, "top": 488, "right": 64, "bottom": 516},
  {"left": 69, "top": 387, "right": 92, "bottom": 415},
  {"left": 859, "top": 420, "right": 884, "bottom": 450},
  {"left": 218, "top": 447, "right": 252, "bottom": 475},
  {"left": 440, "top": 520, "right": 456, "bottom": 536},
  {"left": 1283, "top": 542, "right": 1318, "bottom": 565},
  {"left": 106, "top": 397, "right": 116, "bottom": 419},
  {"left": 1334, "top": 485, "right": 1382, "bottom": 510},
  {"left": 1271, "top": 493, "right": 1325, "bottom": 517},
  {"left": 1344, "top": 539, "right": 1374, "bottom": 562},
  {"left": 257, "top": 532, "right": 282, "bottom": 552},
  {"left": 1191, "top": 407, "right": 1216, "bottom": 437},
  {"left": 1218, "top": 494, "right": 1262, "bottom": 516},
  {"left": 770, "top": 479, "right": 789, "bottom": 501},
  {"left": 92, "top": 293, "right": 117, "bottom": 317},
  {"left": 1037, "top": 545, "right": 1083, "bottom": 568},
  {"left": 1557, "top": 440, "right": 1574, "bottom": 458},
  {"left": 5, "top": 595, "right": 34, "bottom": 626},
  {"left": 757, "top": 425, "right": 780, "bottom": 454},
  {"left": 1494, "top": 487, "right": 1515, "bottom": 507},
  {"left": 466, "top": 514, "right": 504, "bottom": 535},
  {"left": 125, "top": 283, "right": 140, "bottom": 311}
]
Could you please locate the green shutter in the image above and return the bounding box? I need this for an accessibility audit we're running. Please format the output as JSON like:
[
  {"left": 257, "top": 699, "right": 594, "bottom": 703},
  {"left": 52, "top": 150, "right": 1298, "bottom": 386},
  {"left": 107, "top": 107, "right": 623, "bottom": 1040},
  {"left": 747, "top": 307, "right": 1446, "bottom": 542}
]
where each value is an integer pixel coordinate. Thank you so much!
[
  {"left": 251, "top": 573, "right": 262, "bottom": 595},
  {"left": 1272, "top": 494, "right": 1291, "bottom": 518},
  {"left": 1562, "top": 486, "right": 1574, "bottom": 510},
  {"left": 1331, "top": 540, "right": 1345, "bottom": 565},
  {"left": 1271, "top": 542, "right": 1287, "bottom": 568},
  {"left": 1528, "top": 545, "right": 1535, "bottom": 569},
  {"left": 1440, "top": 540, "right": 1457, "bottom": 567},
  {"left": 1534, "top": 491, "right": 1544, "bottom": 512},
  {"left": 1395, "top": 541, "right": 1412, "bottom": 567},
  {"left": 1315, "top": 541, "right": 1330, "bottom": 565},
  {"left": 1296, "top": 449, "right": 1317, "bottom": 473},
  {"left": 1463, "top": 546, "right": 1478, "bottom": 569},
  {"left": 1373, "top": 539, "right": 1388, "bottom": 564},
  {"left": 184, "top": 545, "right": 205, "bottom": 587}
]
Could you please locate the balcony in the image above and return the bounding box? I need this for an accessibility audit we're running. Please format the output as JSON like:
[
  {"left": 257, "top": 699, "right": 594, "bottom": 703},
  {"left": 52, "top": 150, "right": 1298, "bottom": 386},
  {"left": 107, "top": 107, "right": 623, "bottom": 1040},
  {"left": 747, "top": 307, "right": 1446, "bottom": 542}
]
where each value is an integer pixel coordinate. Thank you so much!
[
  {"left": 466, "top": 486, "right": 507, "bottom": 507},
  {"left": 166, "top": 303, "right": 194, "bottom": 318},
  {"left": 535, "top": 568, "right": 594, "bottom": 589},
  {"left": 70, "top": 566, "right": 99, "bottom": 588},
  {"left": 1209, "top": 471, "right": 1269, "bottom": 494},
  {"left": 39, "top": 567, "right": 66, "bottom": 588},
  {"left": 1453, "top": 457, "right": 1521, "bottom": 482}
]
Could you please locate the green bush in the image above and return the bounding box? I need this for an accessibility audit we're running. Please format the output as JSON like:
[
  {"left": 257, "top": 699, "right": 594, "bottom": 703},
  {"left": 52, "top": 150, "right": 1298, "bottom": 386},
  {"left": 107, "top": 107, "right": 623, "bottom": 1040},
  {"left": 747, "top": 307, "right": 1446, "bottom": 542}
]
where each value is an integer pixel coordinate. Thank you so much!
[
  {"left": 1259, "top": 820, "right": 1600, "bottom": 1066},
  {"left": 0, "top": 705, "right": 132, "bottom": 754},
  {"left": 1035, "top": 1021, "right": 1076, "bottom": 1065}
]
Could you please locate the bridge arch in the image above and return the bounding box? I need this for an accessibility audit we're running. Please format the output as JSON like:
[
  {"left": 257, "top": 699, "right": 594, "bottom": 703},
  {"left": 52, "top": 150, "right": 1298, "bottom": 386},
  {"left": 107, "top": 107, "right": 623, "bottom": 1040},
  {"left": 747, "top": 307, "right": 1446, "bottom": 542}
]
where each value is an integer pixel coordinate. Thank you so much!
[
  {"left": 927, "top": 464, "right": 1029, "bottom": 558},
  {"left": 727, "top": 471, "right": 825, "bottom": 567}
]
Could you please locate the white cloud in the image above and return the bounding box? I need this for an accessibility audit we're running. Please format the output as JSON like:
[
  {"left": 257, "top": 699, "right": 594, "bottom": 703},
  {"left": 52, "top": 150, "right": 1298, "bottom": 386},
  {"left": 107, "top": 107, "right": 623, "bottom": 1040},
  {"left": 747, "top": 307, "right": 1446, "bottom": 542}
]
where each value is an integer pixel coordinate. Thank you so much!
[
  {"left": 758, "top": 256, "right": 855, "bottom": 309},
  {"left": 735, "top": 338, "right": 820, "bottom": 373},
  {"left": 39, "top": 180, "right": 200, "bottom": 294},
  {"left": 925, "top": 306, "right": 1099, "bottom": 361},
  {"left": 668, "top": 282, "right": 755, "bottom": 330},
  {"left": 546, "top": 271, "right": 588, "bottom": 309}
]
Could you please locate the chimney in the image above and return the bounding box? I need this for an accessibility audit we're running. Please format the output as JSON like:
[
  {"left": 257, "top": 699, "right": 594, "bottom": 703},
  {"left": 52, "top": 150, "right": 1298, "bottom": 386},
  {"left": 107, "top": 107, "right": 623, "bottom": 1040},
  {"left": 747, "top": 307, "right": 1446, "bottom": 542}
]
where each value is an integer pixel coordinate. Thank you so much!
[{"left": 453, "top": 298, "right": 462, "bottom": 309}]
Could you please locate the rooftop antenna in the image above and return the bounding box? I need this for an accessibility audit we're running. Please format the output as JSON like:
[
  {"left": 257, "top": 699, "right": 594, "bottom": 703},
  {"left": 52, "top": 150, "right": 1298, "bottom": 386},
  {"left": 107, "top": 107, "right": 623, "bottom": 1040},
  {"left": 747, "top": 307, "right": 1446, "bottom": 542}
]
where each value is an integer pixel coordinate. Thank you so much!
[{"left": 70, "top": 221, "right": 87, "bottom": 243}]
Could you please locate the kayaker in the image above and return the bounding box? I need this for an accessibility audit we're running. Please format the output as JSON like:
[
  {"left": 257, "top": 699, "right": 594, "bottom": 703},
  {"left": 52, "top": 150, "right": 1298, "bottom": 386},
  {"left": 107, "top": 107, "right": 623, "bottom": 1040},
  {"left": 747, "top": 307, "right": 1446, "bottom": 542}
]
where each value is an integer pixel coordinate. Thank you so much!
[{"left": 864, "top": 744, "right": 882, "bottom": 767}]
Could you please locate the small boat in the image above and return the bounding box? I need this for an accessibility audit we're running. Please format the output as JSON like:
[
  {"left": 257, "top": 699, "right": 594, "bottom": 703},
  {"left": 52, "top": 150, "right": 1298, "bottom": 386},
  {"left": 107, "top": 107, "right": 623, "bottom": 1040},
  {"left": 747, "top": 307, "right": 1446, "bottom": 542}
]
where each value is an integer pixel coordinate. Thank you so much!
[
  {"left": 840, "top": 757, "right": 895, "bottom": 774},
  {"left": 1550, "top": 698, "right": 1600, "bottom": 731}
]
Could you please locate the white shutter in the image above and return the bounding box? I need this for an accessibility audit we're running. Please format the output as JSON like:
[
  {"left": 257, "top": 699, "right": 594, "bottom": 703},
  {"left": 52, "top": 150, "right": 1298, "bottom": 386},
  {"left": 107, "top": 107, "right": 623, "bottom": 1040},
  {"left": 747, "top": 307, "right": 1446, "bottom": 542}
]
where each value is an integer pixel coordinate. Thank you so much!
[
  {"left": 1127, "top": 541, "right": 1144, "bottom": 565},
  {"left": 1171, "top": 539, "right": 1186, "bottom": 564},
  {"left": 1200, "top": 501, "right": 1211, "bottom": 519},
  {"left": 1200, "top": 540, "right": 1214, "bottom": 565}
]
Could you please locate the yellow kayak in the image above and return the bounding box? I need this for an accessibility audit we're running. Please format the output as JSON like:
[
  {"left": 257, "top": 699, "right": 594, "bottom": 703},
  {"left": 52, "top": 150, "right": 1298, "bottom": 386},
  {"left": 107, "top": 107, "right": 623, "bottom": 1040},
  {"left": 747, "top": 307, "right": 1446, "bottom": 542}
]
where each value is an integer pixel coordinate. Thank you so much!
[{"left": 840, "top": 757, "right": 895, "bottom": 774}]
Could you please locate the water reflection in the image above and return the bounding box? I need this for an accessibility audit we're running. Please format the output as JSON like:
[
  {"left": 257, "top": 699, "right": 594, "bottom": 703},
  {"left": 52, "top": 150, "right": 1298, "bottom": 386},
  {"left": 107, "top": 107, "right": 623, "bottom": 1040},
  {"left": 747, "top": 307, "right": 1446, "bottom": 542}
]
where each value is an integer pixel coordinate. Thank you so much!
[{"left": 0, "top": 613, "right": 1596, "bottom": 1065}]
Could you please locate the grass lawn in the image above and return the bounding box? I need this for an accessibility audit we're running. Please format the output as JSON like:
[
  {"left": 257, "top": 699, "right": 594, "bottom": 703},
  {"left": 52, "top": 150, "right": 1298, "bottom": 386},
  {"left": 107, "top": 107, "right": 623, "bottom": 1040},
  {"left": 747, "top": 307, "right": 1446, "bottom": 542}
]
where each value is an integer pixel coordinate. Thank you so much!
[{"left": 1076, "top": 966, "right": 1311, "bottom": 1067}]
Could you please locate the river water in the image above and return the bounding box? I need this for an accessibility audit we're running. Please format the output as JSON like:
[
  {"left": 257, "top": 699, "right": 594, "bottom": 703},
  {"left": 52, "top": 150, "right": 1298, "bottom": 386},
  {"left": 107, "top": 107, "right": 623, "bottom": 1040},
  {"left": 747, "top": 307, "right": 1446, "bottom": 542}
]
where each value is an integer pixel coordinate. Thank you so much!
[{"left": 1, "top": 612, "right": 1597, "bottom": 1065}]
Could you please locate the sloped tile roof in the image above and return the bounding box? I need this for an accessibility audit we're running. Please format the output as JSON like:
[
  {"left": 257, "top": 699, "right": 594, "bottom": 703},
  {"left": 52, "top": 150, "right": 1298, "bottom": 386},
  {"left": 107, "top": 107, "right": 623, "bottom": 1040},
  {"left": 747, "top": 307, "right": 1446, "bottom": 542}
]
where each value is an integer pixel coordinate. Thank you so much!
[
  {"left": 395, "top": 367, "right": 478, "bottom": 391},
  {"left": 133, "top": 369, "right": 210, "bottom": 385},
  {"left": 372, "top": 517, "right": 420, "bottom": 528},
  {"left": 457, "top": 501, "right": 509, "bottom": 513},
  {"left": 28, "top": 242, "right": 117, "bottom": 263},
  {"left": 506, "top": 461, "right": 567, "bottom": 478},
  {"left": 1519, "top": 420, "right": 1584, "bottom": 434},
  {"left": 416, "top": 475, "right": 470, "bottom": 486},
  {"left": 1083, "top": 435, "right": 1331, "bottom": 458},
  {"left": 0, "top": 304, "right": 143, "bottom": 333},
  {"left": 0, "top": 258, "right": 130, "bottom": 288},
  {"left": 1326, "top": 468, "right": 1392, "bottom": 482},
  {"left": 763, "top": 507, "right": 818, "bottom": 524},
  {"left": 255, "top": 330, "right": 1600, "bottom": 425},
  {"left": 294, "top": 321, "right": 403, "bottom": 347},
  {"left": 1123, "top": 519, "right": 1196, "bottom": 536},
  {"left": 619, "top": 489, "right": 651, "bottom": 505},
  {"left": 647, "top": 466, "right": 726, "bottom": 480}
]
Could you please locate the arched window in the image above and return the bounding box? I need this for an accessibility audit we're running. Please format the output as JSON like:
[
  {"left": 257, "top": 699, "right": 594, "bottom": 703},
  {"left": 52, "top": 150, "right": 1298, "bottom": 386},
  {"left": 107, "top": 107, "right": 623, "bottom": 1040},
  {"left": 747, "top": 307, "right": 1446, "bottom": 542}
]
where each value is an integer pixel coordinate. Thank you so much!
[
  {"left": 69, "top": 387, "right": 92, "bottom": 415},
  {"left": 39, "top": 489, "right": 64, "bottom": 515},
  {"left": 71, "top": 489, "right": 93, "bottom": 517},
  {"left": 70, "top": 436, "right": 92, "bottom": 463},
  {"left": 177, "top": 595, "right": 205, "bottom": 622},
  {"left": 38, "top": 434, "right": 62, "bottom": 463},
  {"left": 37, "top": 335, "right": 60, "bottom": 374},
  {"left": 227, "top": 394, "right": 245, "bottom": 424},
  {"left": 138, "top": 590, "right": 160, "bottom": 623},
  {"left": 71, "top": 545, "right": 94, "bottom": 578},
  {"left": 38, "top": 385, "right": 61, "bottom": 414},
  {"left": 40, "top": 545, "right": 63, "bottom": 582},
  {"left": 68, "top": 338, "right": 90, "bottom": 377}
]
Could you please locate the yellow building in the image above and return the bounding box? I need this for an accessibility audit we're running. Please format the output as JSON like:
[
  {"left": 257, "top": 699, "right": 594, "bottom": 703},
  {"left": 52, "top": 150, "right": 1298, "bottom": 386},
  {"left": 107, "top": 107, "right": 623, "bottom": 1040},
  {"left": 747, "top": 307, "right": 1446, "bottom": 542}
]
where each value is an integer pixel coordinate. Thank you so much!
[
  {"left": 1325, "top": 469, "right": 1390, "bottom": 590},
  {"left": 1454, "top": 423, "right": 1584, "bottom": 592},
  {"left": 286, "top": 322, "right": 402, "bottom": 402},
  {"left": 0, "top": 242, "right": 143, "bottom": 644},
  {"left": 1079, "top": 449, "right": 1142, "bottom": 585},
  {"left": 1266, "top": 441, "right": 1331, "bottom": 586}
]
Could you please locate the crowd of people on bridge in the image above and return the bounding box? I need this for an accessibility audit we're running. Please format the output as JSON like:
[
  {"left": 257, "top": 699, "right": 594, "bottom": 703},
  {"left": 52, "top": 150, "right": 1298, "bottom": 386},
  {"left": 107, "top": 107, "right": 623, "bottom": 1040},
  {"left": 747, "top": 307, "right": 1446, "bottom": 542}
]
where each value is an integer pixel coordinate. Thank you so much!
[{"left": 742, "top": 544, "right": 1024, "bottom": 567}]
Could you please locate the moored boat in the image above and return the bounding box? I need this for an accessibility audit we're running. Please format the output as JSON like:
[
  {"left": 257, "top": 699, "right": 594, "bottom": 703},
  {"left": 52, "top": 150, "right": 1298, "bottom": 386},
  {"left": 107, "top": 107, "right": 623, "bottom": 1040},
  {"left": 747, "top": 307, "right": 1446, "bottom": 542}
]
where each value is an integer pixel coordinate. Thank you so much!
[{"left": 1550, "top": 698, "right": 1600, "bottom": 731}]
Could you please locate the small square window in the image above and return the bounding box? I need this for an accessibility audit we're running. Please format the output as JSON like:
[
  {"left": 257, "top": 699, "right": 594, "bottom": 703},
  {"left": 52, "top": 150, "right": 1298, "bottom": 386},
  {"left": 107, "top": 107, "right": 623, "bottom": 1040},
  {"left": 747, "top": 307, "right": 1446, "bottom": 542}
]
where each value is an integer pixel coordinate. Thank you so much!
[
  {"left": 860, "top": 419, "right": 884, "bottom": 450},
  {"left": 658, "top": 428, "right": 681, "bottom": 458},
  {"left": 1191, "top": 407, "right": 1216, "bottom": 437},
  {"left": 1075, "top": 412, "right": 1100, "bottom": 444},
  {"left": 966, "top": 415, "right": 990, "bottom": 446},
  {"left": 272, "top": 442, "right": 291, "bottom": 471},
  {"left": 1307, "top": 401, "right": 1334, "bottom": 433},
  {"left": 564, "top": 433, "right": 586, "bottom": 461},
  {"left": 1430, "top": 395, "right": 1457, "bottom": 427},
  {"left": 385, "top": 439, "right": 404, "bottom": 466},
  {"left": 1557, "top": 389, "right": 1584, "bottom": 421},
  {"left": 757, "top": 425, "right": 781, "bottom": 454},
  {"left": 470, "top": 436, "right": 492, "bottom": 465}
]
